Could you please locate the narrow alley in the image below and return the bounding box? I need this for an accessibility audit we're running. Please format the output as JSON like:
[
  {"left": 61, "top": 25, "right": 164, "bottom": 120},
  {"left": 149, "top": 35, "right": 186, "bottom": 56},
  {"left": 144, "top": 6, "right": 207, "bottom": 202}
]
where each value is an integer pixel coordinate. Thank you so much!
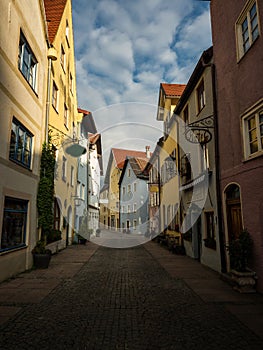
[{"left": 0, "top": 238, "right": 263, "bottom": 350}]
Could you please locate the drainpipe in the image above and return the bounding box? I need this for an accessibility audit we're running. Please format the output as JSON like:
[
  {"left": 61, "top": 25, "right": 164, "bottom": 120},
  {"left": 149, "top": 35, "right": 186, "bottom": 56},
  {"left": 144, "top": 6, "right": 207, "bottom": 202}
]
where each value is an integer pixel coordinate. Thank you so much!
[
  {"left": 45, "top": 47, "right": 57, "bottom": 143},
  {"left": 211, "top": 63, "right": 227, "bottom": 273}
]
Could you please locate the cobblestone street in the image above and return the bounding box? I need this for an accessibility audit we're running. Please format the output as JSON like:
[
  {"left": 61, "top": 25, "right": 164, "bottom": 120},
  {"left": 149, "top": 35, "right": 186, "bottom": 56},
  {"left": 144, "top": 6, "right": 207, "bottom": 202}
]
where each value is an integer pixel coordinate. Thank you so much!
[{"left": 0, "top": 241, "right": 263, "bottom": 350}]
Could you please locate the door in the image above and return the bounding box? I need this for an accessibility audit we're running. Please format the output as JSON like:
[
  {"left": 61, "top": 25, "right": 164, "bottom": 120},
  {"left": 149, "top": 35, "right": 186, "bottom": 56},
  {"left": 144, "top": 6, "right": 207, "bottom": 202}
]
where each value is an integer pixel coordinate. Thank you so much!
[
  {"left": 225, "top": 184, "right": 242, "bottom": 242},
  {"left": 227, "top": 203, "right": 242, "bottom": 241}
]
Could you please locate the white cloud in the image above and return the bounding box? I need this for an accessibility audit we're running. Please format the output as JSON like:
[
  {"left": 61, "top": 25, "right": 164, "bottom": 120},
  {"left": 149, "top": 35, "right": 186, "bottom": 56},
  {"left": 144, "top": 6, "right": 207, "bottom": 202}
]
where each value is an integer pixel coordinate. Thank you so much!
[{"left": 72, "top": 0, "right": 212, "bottom": 165}]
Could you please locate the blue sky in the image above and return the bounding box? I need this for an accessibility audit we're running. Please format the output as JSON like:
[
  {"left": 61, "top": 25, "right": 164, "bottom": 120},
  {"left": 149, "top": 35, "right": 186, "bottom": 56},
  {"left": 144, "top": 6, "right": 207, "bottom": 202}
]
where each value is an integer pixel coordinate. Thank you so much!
[{"left": 72, "top": 0, "right": 212, "bottom": 168}]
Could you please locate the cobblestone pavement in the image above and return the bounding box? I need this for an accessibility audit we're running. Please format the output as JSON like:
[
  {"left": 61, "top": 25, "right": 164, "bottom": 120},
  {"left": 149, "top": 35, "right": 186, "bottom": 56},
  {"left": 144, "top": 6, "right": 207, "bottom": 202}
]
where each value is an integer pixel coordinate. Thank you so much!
[{"left": 0, "top": 244, "right": 263, "bottom": 350}]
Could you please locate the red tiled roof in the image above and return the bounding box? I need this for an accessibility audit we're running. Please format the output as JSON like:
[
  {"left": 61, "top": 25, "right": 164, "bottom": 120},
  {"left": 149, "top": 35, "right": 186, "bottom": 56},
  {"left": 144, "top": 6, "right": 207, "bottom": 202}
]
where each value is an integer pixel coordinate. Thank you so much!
[
  {"left": 112, "top": 148, "right": 150, "bottom": 169},
  {"left": 44, "top": 0, "right": 67, "bottom": 43},
  {"left": 161, "top": 83, "right": 186, "bottom": 97},
  {"left": 78, "top": 108, "right": 91, "bottom": 115}
]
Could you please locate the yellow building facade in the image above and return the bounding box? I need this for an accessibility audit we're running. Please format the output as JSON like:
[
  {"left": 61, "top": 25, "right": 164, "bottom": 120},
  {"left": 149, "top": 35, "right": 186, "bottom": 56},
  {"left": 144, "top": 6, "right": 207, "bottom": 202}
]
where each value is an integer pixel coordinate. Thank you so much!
[
  {"left": 156, "top": 84, "right": 185, "bottom": 234},
  {"left": 44, "top": 0, "right": 80, "bottom": 245}
]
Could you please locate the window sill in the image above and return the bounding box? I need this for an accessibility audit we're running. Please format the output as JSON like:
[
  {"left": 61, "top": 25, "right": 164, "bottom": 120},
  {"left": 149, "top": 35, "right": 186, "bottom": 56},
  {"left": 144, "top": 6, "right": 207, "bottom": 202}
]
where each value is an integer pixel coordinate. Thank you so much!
[
  {"left": 0, "top": 244, "right": 27, "bottom": 256},
  {"left": 9, "top": 158, "right": 32, "bottom": 171},
  {"left": 242, "top": 151, "right": 263, "bottom": 163},
  {"left": 237, "top": 35, "right": 260, "bottom": 63}
]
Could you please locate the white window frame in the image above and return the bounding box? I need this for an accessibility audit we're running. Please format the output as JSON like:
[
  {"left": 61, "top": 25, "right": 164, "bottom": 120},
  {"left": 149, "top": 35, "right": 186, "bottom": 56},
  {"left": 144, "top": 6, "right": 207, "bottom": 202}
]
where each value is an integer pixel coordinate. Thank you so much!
[
  {"left": 196, "top": 79, "right": 205, "bottom": 114},
  {"left": 62, "top": 156, "right": 67, "bottom": 182},
  {"left": 60, "top": 44, "right": 66, "bottom": 72},
  {"left": 242, "top": 101, "right": 263, "bottom": 159},
  {"left": 52, "top": 81, "right": 59, "bottom": 111},
  {"left": 64, "top": 103, "right": 69, "bottom": 129},
  {"left": 70, "top": 166, "right": 74, "bottom": 187},
  {"left": 65, "top": 20, "right": 70, "bottom": 47},
  {"left": 236, "top": 0, "right": 260, "bottom": 61},
  {"left": 18, "top": 31, "right": 38, "bottom": 91}
]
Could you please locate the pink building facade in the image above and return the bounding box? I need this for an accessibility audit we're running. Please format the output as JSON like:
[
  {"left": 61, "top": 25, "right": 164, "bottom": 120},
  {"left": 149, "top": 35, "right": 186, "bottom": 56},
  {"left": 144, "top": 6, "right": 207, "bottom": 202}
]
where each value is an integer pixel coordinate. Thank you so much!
[{"left": 210, "top": 0, "right": 263, "bottom": 292}]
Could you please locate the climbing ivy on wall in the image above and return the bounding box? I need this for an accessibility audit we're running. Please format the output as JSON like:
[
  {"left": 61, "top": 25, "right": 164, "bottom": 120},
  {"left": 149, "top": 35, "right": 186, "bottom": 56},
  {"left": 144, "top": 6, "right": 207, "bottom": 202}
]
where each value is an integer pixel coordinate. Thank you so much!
[{"left": 37, "top": 137, "right": 55, "bottom": 238}]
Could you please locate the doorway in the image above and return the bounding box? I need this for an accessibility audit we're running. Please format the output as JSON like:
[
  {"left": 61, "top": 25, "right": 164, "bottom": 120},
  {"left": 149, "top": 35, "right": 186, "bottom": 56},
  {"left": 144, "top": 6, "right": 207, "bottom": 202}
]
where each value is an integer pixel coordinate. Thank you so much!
[{"left": 225, "top": 184, "right": 243, "bottom": 241}]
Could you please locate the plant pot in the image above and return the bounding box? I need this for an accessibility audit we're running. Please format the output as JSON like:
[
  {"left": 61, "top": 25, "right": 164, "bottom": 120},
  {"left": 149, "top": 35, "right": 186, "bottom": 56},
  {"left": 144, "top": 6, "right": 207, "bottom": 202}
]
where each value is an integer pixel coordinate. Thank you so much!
[
  {"left": 79, "top": 238, "right": 87, "bottom": 245},
  {"left": 33, "top": 252, "right": 51, "bottom": 269},
  {"left": 230, "top": 269, "right": 257, "bottom": 293}
]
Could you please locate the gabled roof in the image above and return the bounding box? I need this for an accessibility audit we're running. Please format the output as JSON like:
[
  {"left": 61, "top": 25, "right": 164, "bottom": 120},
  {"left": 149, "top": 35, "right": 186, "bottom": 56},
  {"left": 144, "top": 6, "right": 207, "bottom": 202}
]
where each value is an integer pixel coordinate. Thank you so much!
[
  {"left": 119, "top": 157, "right": 149, "bottom": 185},
  {"left": 112, "top": 148, "right": 150, "bottom": 170},
  {"left": 104, "top": 147, "right": 151, "bottom": 185},
  {"left": 161, "top": 83, "right": 186, "bottom": 97},
  {"left": 44, "top": 0, "right": 67, "bottom": 43}
]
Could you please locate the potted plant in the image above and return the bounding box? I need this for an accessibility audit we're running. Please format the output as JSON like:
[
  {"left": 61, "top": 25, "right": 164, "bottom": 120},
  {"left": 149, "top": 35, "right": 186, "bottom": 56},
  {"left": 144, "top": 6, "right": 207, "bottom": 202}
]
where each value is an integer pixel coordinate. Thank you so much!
[
  {"left": 32, "top": 240, "right": 52, "bottom": 268},
  {"left": 226, "top": 229, "right": 257, "bottom": 293},
  {"left": 33, "top": 137, "right": 56, "bottom": 268}
]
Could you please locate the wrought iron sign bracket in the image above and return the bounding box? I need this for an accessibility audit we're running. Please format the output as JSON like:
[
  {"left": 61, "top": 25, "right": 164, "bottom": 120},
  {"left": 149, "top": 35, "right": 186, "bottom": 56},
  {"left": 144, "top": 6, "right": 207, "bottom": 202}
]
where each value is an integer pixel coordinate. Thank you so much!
[{"left": 185, "top": 114, "right": 214, "bottom": 145}]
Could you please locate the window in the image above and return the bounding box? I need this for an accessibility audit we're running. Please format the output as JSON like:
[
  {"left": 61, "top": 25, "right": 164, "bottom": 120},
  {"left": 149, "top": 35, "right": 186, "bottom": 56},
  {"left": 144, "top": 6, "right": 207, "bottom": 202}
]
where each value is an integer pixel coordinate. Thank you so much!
[
  {"left": 128, "top": 169, "right": 131, "bottom": 177},
  {"left": 1, "top": 197, "right": 28, "bottom": 251},
  {"left": 82, "top": 184, "right": 85, "bottom": 200},
  {"left": 181, "top": 153, "right": 192, "bottom": 182},
  {"left": 197, "top": 80, "right": 205, "bottom": 113},
  {"left": 134, "top": 183, "right": 137, "bottom": 192},
  {"left": 243, "top": 106, "right": 263, "bottom": 158},
  {"left": 64, "top": 104, "right": 69, "bottom": 128},
  {"left": 18, "top": 32, "right": 37, "bottom": 90},
  {"left": 123, "top": 186, "right": 126, "bottom": 195},
  {"left": 128, "top": 205, "right": 131, "bottom": 213},
  {"left": 69, "top": 73, "right": 73, "bottom": 94},
  {"left": 133, "top": 203, "right": 137, "bottom": 212},
  {"left": 133, "top": 220, "right": 137, "bottom": 230},
  {"left": 60, "top": 44, "right": 66, "bottom": 71},
  {"left": 204, "top": 211, "right": 216, "bottom": 249},
  {"left": 9, "top": 118, "right": 33, "bottom": 168},
  {"left": 236, "top": 1, "right": 259, "bottom": 59},
  {"left": 53, "top": 198, "right": 61, "bottom": 230},
  {"left": 128, "top": 184, "right": 131, "bottom": 193},
  {"left": 70, "top": 166, "right": 74, "bottom": 187},
  {"left": 183, "top": 105, "right": 189, "bottom": 125},
  {"left": 77, "top": 181, "right": 81, "bottom": 197},
  {"left": 62, "top": 156, "right": 67, "bottom": 181},
  {"left": 65, "top": 20, "right": 70, "bottom": 47},
  {"left": 52, "top": 81, "right": 59, "bottom": 111}
]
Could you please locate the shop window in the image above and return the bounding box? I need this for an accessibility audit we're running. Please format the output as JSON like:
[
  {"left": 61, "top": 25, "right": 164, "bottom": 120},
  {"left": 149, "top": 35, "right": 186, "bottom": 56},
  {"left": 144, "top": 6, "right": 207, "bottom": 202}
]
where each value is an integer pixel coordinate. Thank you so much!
[{"left": 1, "top": 197, "right": 28, "bottom": 251}]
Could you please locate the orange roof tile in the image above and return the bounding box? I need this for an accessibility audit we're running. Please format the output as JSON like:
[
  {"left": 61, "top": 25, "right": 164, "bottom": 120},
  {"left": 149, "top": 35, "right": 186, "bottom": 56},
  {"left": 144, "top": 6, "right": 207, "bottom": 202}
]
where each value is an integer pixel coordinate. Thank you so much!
[
  {"left": 78, "top": 108, "right": 91, "bottom": 115},
  {"left": 161, "top": 83, "right": 186, "bottom": 97},
  {"left": 112, "top": 148, "right": 150, "bottom": 169},
  {"left": 44, "top": 0, "right": 67, "bottom": 43}
]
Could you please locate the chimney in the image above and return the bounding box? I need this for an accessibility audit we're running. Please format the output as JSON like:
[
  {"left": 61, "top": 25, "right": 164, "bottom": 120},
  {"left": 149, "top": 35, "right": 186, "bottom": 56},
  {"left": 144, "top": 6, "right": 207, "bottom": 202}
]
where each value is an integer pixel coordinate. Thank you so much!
[{"left": 145, "top": 146, "right": 150, "bottom": 159}]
